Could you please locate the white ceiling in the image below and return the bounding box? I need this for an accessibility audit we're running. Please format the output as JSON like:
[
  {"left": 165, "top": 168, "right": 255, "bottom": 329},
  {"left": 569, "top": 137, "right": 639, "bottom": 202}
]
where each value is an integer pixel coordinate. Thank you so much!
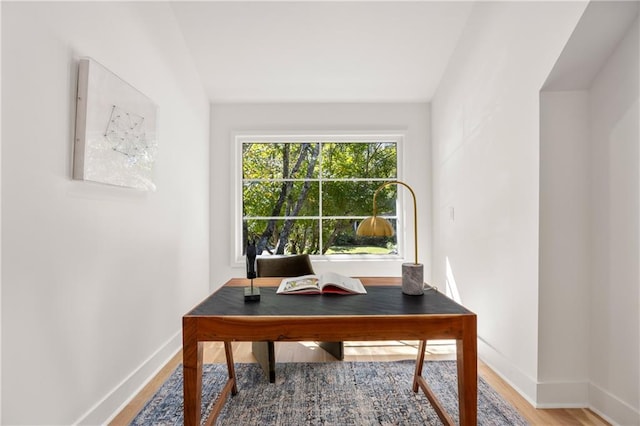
[{"left": 170, "top": 1, "right": 474, "bottom": 103}]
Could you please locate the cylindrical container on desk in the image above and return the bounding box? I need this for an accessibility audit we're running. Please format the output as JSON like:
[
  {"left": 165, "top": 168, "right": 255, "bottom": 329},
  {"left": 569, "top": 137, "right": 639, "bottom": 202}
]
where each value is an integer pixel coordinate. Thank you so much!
[{"left": 402, "top": 263, "right": 424, "bottom": 295}]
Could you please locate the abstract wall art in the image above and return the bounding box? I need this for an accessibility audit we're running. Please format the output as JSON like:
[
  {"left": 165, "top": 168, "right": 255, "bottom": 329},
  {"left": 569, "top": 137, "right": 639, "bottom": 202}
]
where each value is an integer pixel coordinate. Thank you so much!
[{"left": 73, "top": 57, "right": 158, "bottom": 191}]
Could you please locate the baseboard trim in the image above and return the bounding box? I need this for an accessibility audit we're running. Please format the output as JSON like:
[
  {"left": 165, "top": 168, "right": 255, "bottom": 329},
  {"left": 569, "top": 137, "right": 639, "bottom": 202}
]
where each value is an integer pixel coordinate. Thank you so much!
[
  {"left": 535, "top": 381, "right": 589, "bottom": 408},
  {"left": 477, "top": 337, "right": 538, "bottom": 406},
  {"left": 73, "top": 330, "right": 182, "bottom": 425},
  {"left": 589, "top": 382, "right": 640, "bottom": 425},
  {"left": 479, "top": 338, "right": 639, "bottom": 423}
]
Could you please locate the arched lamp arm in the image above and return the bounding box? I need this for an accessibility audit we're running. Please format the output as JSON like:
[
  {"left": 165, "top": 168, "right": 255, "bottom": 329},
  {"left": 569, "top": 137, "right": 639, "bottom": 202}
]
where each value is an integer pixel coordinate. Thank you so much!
[{"left": 371, "top": 181, "right": 418, "bottom": 265}]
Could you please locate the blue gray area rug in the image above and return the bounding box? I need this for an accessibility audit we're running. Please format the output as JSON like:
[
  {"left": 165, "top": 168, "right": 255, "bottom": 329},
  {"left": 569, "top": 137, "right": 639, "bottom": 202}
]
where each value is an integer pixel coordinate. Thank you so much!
[{"left": 131, "top": 360, "right": 527, "bottom": 425}]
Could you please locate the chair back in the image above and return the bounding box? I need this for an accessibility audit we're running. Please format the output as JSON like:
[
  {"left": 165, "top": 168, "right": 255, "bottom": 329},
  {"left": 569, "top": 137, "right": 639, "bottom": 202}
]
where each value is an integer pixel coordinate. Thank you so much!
[{"left": 256, "top": 254, "right": 315, "bottom": 278}]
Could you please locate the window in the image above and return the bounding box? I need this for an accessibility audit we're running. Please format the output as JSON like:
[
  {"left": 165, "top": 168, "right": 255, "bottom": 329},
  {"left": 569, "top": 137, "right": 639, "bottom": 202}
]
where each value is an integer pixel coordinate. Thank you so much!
[{"left": 237, "top": 134, "right": 402, "bottom": 258}]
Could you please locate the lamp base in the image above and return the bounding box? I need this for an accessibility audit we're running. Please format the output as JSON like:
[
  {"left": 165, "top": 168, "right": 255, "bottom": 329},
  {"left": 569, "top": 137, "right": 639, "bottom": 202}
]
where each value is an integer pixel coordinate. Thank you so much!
[{"left": 402, "top": 263, "right": 424, "bottom": 295}]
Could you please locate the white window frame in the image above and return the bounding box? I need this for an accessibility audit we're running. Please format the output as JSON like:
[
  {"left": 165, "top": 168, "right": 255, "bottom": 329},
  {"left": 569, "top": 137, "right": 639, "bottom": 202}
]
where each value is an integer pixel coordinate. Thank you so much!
[{"left": 232, "top": 132, "right": 406, "bottom": 264}]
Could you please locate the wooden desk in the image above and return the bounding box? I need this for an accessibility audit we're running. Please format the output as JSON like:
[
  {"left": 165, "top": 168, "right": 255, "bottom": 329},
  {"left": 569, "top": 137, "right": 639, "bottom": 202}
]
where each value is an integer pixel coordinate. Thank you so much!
[{"left": 183, "top": 277, "right": 477, "bottom": 426}]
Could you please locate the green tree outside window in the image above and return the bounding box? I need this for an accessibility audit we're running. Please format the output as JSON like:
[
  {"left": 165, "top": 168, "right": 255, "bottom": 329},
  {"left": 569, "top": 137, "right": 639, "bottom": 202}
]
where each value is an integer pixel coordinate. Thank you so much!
[{"left": 242, "top": 139, "right": 398, "bottom": 256}]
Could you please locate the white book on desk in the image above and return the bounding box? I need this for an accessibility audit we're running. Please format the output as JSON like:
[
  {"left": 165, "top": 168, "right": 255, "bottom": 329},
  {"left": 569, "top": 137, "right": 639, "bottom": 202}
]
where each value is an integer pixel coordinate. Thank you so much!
[{"left": 276, "top": 272, "right": 366, "bottom": 295}]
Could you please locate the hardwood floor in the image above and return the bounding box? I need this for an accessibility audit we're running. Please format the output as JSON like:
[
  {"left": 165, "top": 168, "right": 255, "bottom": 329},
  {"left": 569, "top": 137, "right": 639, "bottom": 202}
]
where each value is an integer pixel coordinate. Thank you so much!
[{"left": 109, "top": 341, "right": 609, "bottom": 425}]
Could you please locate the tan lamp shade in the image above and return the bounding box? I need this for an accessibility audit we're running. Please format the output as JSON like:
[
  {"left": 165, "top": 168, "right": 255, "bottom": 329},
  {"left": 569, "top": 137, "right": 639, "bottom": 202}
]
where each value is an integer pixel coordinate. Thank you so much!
[{"left": 356, "top": 216, "right": 394, "bottom": 237}]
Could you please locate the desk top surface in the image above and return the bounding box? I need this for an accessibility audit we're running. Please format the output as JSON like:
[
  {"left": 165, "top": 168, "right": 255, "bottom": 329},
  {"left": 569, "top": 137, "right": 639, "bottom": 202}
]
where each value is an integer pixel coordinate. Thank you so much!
[{"left": 186, "top": 279, "right": 473, "bottom": 318}]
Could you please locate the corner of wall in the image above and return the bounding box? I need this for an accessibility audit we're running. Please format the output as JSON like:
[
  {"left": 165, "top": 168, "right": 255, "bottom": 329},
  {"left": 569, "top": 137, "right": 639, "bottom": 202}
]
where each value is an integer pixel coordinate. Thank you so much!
[
  {"left": 535, "top": 381, "right": 589, "bottom": 408},
  {"left": 481, "top": 337, "right": 593, "bottom": 409},
  {"left": 589, "top": 383, "right": 640, "bottom": 426},
  {"left": 478, "top": 338, "right": 538, "bottom": 406}
]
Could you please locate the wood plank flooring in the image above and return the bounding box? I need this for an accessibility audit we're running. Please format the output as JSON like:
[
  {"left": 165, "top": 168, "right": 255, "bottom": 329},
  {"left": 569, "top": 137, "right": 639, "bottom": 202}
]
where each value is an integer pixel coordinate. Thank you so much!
[{"left": 109, "top": 341, "right": 609, "bottom": 425}]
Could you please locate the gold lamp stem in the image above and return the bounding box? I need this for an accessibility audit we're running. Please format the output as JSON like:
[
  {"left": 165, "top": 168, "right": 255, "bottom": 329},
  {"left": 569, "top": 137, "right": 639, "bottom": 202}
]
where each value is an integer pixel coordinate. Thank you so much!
[{"left": 372, "top": 181, "right": 418, "bottom": 265}]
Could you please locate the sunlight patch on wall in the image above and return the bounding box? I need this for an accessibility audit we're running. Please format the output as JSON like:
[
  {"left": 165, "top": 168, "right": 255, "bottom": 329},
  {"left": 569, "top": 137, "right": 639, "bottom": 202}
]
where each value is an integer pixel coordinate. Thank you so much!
[{"left": 445, "top": 256, "right": 462, "bottom": 304}]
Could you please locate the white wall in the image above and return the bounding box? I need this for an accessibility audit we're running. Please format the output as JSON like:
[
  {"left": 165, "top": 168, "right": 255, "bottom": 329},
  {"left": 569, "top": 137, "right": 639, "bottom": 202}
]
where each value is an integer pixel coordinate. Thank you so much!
[
  {"left": 538, "top": 5, "right": 639, "bottom": 422},
  {"left": 538, "top": 91, "right": 590, "bottom": 405},
  {"left": 0, "top": 4, "right": 3, "bottom": 420},
  {"left": 1, "top": 3, "right": 210, "bottom": 424},
  {"left": 210, "top": 103, "right": 431, "bottom": 290},
  {"left": 588, "top": 18, "right": 639, "bottom": 424},
  {"left": 431, "top": 1, "right": 587, "bottom": 403}
]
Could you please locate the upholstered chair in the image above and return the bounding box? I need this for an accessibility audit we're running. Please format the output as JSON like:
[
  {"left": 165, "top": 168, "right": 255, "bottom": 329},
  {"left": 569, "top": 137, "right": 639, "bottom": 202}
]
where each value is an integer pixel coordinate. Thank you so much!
[{"left": 253, "top": 254, "right": 344, "bottom": 382}]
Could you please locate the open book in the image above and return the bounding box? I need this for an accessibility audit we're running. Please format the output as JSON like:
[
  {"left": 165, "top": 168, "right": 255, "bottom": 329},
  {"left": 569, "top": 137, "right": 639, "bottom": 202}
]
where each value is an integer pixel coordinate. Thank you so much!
[{"left": 277, "top": 272, "right": 367, "bottom": 295}]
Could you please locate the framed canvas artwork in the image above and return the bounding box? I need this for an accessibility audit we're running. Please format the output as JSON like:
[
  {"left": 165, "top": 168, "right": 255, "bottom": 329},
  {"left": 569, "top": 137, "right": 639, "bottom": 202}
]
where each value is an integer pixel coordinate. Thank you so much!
[{"left": 73, "top": 57, "right": 158, "bottom": 191}]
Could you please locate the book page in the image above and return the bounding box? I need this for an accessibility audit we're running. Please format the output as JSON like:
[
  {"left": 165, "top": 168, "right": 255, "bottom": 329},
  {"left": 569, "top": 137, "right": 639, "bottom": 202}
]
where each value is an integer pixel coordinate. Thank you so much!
[
  {"left": 277, "top": 275, "right": 321, "bottom": 293},
  {"left": 320, "top": 272, "right": 366, "bottom": 294}
]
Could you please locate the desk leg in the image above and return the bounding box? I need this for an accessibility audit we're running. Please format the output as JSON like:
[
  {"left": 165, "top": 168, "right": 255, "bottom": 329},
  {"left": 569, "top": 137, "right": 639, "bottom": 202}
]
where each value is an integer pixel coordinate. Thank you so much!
[
  {"left": 413, "top": 340, "right": 427, "bottom": 392},
  {"left": 456, "top": 316, "right": 478, "bottom": 426},
  {"left": 225, "top": 341, "right": 238, "bottom": 395},
  {"left": 413, "top": 340, "right": 456, "bottom": 425},
  {"left": 202, "top": 342, "right": 238, "bottom": 426},
  {"left": 183, "top": 319, "right": 203, "bottom": 426}
]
